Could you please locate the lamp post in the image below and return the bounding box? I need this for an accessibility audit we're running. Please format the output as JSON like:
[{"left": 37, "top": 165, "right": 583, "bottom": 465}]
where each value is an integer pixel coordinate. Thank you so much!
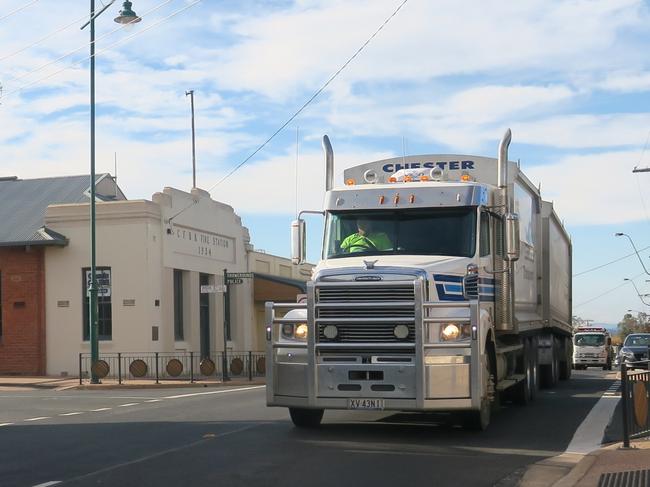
[
  {"left": 623, "top": 278, "right": 650, "bottom": 307},
  {"left": 615, "top": 233, "right": 650, "bottom": 275},
  {"left": 81, "top": 0, "right": 141, "bottom": 383}
]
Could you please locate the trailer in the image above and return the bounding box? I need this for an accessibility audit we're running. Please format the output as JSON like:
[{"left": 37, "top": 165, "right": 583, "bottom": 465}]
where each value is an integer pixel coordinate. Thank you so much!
[{"left": 265, "top": 129, "right": 572, "bottom": 430}]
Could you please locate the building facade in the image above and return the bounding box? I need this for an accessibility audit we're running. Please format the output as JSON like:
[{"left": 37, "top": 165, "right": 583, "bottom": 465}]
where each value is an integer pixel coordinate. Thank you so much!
[{"left": 43, "top": 186, "right": 311, "bottom": 376}]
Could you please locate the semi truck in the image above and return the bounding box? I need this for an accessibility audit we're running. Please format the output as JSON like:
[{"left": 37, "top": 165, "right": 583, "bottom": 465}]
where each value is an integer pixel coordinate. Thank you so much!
[
  {"left": 572, "top": 326, "right": 612, "bottom": 370},
  {"left": 265, "top": 129, "right": 573, "bottom": 430}
]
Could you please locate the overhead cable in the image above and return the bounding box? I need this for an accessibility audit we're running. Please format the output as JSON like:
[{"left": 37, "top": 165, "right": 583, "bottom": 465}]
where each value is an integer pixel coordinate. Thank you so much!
[
  {"left": 574, "top": 272, "right": 645, "bottom": 309},
  {"left": 0, "top": 0, "right": 40, "bottom": 23},
  {"left": 573, "top": 245, "right": 650, "bottom": 277},
  {"left": 2, "top": 0, "right": 199, "bottom": 98},
  {"left": 208, "top": 0, "right": 410, "bottom": 191}
]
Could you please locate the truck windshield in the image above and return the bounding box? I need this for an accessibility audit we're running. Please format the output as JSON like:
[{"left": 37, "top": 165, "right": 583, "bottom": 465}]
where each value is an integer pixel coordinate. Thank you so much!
[
  {"left": 325, "top": 208, "right": 476, "bottom": 259},
  {"left": 574, "top": 334, "right": 605, "bottom": 347}
]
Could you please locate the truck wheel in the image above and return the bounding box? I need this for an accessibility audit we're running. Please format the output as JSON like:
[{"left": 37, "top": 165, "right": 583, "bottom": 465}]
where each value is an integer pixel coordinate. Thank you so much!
[
  {"left": 512, "top": 340, "right": 533, "bottom": 405},
  {"left": 462, "top": 352, "right": 493, "bottom": 430},
  {"left": 289, "top": 408, "right": 324, "bottom": 428}
]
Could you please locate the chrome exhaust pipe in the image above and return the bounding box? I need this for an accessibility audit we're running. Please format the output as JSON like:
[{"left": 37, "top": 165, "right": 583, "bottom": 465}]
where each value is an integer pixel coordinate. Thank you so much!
[
  {"left": 323, "top": 135, "right": 333, "bottom": 191},
  {"left": 498, "top": 128, "right": 512, "bottom": 190}
]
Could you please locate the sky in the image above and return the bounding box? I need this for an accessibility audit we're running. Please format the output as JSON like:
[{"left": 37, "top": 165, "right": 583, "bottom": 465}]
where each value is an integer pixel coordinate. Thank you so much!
[{"left": 1, "top": 0, "right": 650, "bottom": 325}]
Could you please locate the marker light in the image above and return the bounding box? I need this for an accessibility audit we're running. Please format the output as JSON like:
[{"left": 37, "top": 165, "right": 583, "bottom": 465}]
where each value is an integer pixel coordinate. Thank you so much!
[
  {"left": 345, "top": 178, "right": 356, "bottom": 186},
  {"left": 393, "top": 194, "right": 400, "bottom": 204},
  {"left": 420, "top": 175, "right": 430, "bottom": 181},
  {"left": 379, "top": 196, "right": 385, "bottom": 204},
  {"left": 460, "top": 173, "right": 471, "bottom": 182},
  {"left": 388, "top": 176, "right": 397, "bottom": 183},
  {"left": 409, "top": 194, "right": 415, "bottom": 203},
  {"left": 404, "top": 175, "right": 413, "bottom": 182}
]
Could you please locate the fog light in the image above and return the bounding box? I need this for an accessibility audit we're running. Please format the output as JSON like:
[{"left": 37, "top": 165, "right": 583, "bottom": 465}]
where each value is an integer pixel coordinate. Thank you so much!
[
  {"left": 323, "top": 325, "right": 338, "bottom": 339},
  {"left": 394, "top": 324, "right": 409, "bottom": 340}
]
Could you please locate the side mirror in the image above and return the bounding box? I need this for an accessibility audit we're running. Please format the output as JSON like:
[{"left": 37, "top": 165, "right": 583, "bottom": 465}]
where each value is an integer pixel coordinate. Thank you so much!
[
  {"left": 504, "top": 213, "right": 520, "bottom": 262},
  {"left": 291, "top": 219, "right": 306, "bottom": 265}
]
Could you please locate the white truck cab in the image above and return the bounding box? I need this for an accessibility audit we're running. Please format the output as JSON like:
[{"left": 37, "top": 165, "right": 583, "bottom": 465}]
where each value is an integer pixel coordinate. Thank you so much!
[{"left": 572, "top": 327, "right": 612, "bottom": 370}]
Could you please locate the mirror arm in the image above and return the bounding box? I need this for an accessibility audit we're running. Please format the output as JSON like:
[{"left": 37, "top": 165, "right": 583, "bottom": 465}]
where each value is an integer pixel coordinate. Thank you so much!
[{"left": 298, "top": 210, "right": 325, "bottom": 219}]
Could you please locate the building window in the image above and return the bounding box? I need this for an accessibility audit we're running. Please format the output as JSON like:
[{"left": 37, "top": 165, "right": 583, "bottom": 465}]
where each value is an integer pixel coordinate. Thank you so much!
[
  {"left": 82, "top": 267, "right": 112, "bottom": 341},
  {"left": 173, "top": 269, "right": 184, "bottom": 341}
]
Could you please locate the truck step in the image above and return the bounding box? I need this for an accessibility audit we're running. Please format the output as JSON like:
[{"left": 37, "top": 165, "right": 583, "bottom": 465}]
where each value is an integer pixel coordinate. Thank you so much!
[{"left": 496, "top": 374, "right": 526, "bottom": 391}]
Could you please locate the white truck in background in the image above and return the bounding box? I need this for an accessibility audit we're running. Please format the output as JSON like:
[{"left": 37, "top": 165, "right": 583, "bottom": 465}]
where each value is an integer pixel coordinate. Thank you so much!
[
  {"left": 265, "top": 129, "right": 573, "bottom": 430},
  {"left": 572, "top": 326, "right": 613, "bottom": 370}
]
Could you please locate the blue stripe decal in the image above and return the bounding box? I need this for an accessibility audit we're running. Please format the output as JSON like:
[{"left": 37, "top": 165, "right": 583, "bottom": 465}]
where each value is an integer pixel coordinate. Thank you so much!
[
  {"left": 432, "top": 274, "right": 463, "bottom": 283},
  {"left": 434, "top": 273, "right": 495, "bottom": 302}
]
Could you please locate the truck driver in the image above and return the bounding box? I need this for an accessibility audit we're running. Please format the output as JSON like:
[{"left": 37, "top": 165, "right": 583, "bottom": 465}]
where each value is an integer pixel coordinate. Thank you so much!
[{"left": 340, "top": 218, "right": 392, "bottom": 253}]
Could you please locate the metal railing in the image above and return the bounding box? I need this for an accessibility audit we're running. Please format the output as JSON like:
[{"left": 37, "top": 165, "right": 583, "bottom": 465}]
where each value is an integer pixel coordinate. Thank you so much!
[
  {"left": 621, "top": 359, "right": 650, "bottom": 447},
  {"left": 78, "top": 351, "right": 266, "bottom": 385}
]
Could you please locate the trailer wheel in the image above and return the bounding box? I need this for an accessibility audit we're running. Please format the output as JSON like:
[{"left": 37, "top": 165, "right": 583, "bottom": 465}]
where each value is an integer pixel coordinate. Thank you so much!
[
  {"left": 540, "top": 338, "right": 559, "bottom": 388},
  {"left": 559, "top": 337, "right": 572, "bottom": 381},
  {"left": 289, "top": 408, "right": 324, "bottom": 428},
  {"left": 512, "top": 340, "right": 533, "bottom": 405}
]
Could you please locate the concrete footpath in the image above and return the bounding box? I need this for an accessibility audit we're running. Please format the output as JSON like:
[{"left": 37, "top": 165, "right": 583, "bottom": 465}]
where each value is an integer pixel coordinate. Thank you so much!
[
  {"left": 521, "top": 439, "right": 650, "bottom": 486},
  {"left": 0, "top": 376, "right": 265, "bottom": 391}
]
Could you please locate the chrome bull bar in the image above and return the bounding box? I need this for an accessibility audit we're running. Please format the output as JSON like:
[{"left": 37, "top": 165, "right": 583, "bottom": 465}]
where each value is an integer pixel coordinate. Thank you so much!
[{"left": 266, "top": 278, "right": 483, "bottom": 411}]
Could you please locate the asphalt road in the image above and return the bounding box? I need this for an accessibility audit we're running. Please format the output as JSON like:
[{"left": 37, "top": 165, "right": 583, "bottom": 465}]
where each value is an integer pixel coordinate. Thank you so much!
[{"left": 0, "top": 369, "right": 616, "bottom": 487}]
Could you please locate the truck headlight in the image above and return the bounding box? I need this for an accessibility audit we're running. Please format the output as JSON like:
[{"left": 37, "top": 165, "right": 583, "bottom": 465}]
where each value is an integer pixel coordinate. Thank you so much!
[
  {"left": 440, "top": 323, "right": 471, "bottom": 341},
  {"left": 281, "top": 323, "right": 308, "bottom": 341}
]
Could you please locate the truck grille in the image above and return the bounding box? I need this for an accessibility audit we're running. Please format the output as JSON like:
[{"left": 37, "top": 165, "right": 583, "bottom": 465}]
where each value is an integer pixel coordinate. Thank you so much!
[{"left": 316, "top": 283, "right": 416, "bottom": 343}]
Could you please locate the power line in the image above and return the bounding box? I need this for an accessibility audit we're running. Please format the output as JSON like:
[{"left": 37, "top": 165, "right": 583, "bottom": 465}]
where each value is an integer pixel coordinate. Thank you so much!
[
  {"left": 2, "top": 0, "right": 199, "bottom": 99},
  {"left": 574, "top": 244, "right": 650, "bottom": 277},
  {"left": 2, "top": 0, "right": 174, "bottom": 88},
  {"left": 0, "top": 0, "right": 40, "bottom": 23},
  {"left": 0, "top": 11, "right": 90, "bottom": 64},
  {"left": 574, "top": 272, "right": 645, "bottom": 309},
  {"left": 208, "top": 0, "right": 410, "bottom": 191}
]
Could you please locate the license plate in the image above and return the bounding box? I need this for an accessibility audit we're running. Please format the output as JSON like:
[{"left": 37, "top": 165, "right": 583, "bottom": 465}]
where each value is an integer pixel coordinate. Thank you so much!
[{"left": 348, "top": 398, "right": 385, "bottom": 410}]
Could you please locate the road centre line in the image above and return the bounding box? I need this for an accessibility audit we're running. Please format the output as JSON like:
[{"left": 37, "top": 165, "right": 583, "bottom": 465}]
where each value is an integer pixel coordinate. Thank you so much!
[
  {"left": 144, "top": 399, "right": 161, "bottom": 403},
  {"left": 0, "top": 422, "right": 14, "bottom": 427},
  {"left": 117, "top": 403, "right": 139, "bottom": 407},
  {"left": 24, "top": 417, "right": 51, "bottom": 422},
  {"left": 32, "top": 481, "right": 62, "bottom": 487},
  {"left": 59, "top": 423, "right": 263, "bottom": 484},
  {"left": 163, "top": 385, "right": 265, "bottom": 399},
  {"left": 90, "top": 407, "right": 112, "bottom": 412},
  {"left": 59, "top": 412, "right": 84, "bottom": 416}
]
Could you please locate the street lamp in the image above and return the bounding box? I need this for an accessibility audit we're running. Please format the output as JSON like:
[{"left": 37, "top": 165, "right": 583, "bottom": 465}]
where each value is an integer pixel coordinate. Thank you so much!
[
  {"left": 81, "top": 0, "right": 141, "bottom": 384},
  {"left": 614, "top": 233, "right": 650, "bottom": 275},
  {"left": 623, "top": 278, "right": 650, "bottom": 306}
]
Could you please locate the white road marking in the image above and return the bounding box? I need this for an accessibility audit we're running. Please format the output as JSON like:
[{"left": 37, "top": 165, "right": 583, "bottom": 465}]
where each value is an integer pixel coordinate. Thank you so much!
[
  {"left": 163, "top": 385, "right": 265, "bottom": 399},
  {"left": 144, "top": 399, "right": 161, "bottom": 403},
  {"left": 0, "top": 422, "right": 14, "bottom": 427},
  {"left": 24, "top": 417, "right": 51, "bottom": 422},
  {"left": 32, "top": 481, "right": 62, "bottom": 487},
  {"left": 117, "top": 403, "right": 139, "bottom": 407},
  {"left": 59, "top": 412, "right": 84, "bottom": 416},
  {"left": 91, "top": 407, "right": 112, "bottom": 412},
  {"left": 565, "top": 382, "right": 620, "bottom": 454},
  {"left": 61, "top": 424, "right": 263, "bottom": 483}
]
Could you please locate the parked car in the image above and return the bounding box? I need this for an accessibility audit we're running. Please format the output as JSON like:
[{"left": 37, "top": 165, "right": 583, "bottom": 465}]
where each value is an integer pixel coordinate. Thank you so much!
[{"left": 617, "top": 333, "right": 650, "bottom": 369}]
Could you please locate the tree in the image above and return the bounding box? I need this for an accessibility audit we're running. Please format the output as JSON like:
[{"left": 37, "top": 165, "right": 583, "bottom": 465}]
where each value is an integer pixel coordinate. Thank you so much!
[{"left": 616, "top": 312, "right": 650, "bottom": 342}]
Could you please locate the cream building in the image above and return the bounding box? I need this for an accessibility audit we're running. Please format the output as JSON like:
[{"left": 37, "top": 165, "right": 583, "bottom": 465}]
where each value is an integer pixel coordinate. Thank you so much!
[{"left": 44, "top": 185, "right": 311, "bottom": 376}]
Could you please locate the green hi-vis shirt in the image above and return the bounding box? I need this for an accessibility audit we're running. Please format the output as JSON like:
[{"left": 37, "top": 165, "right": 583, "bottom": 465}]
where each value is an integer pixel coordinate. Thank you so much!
[{"left": 340, "top": 232, "right": 392, "bottom": 253}]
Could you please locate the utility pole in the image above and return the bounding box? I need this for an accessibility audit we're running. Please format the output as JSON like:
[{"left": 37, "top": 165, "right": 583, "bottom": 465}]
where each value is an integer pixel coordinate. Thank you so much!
[{"left": 186, "top": 90, "right": 197, "bottom": 188}]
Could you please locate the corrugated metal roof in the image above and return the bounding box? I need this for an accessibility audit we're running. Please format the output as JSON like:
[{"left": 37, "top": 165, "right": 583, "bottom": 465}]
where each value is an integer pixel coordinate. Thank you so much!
[{"left": 0, "top": 174, "right": 116, "bottom": 246}]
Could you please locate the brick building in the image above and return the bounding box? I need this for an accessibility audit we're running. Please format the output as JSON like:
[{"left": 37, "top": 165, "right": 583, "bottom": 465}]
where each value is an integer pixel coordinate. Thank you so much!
[{"left": 0, "top": 174, "right": 123, "bottom": 375}]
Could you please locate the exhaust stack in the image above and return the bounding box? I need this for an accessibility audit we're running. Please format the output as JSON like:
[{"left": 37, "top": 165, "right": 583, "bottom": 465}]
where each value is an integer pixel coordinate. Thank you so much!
[
  {"left": 498, "top": 128, "right": 512, "bottom": 190},
  {"left": 323, "top": 135, "right": 333, "bottom": 191}
]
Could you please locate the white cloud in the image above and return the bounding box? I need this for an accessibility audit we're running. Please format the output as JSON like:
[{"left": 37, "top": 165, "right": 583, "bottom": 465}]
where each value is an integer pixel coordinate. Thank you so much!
[
  {"left": 526, "top": 150, "right": 647, "bottom": 225},
  {"left": 598, "top": 71, "right": 650, "bottom": 93}
]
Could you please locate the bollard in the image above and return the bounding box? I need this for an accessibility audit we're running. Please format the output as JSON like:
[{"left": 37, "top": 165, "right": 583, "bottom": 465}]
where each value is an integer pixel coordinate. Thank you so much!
[
  {"left": 621, "top": 362, "right": 630, "bottom": 448},
  {"left": 155, "top": 352, "right": 160, "bottom": 384},
  {"left": 79, "top": 353, "right": 83, "bottom": 385},
  {"left": 248, "top": 351, "right": 253, "bottom": 381},
  {"left": 190, "top": 352, "right": 194, "bottom": 383},
  {"left": 118, "top": 353, "right": 122, "bottom": 385}
]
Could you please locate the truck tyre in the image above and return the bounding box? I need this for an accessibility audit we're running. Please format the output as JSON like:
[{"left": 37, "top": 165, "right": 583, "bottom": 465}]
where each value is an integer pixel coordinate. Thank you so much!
[
  {"left": 289, "top": 408, "right": 324, "bottom": 428},
  {"left": 512, "top": 340, "right": 533, "bottom": 405},
  {"left": 559, "top": 337, "right": 572, "bottom": 381},
  {"left": 462, "top": 351, "right": 493, "bottom": 430},
  {"left": 540, "top": 338, "right": 559, "bottom": 388}
]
